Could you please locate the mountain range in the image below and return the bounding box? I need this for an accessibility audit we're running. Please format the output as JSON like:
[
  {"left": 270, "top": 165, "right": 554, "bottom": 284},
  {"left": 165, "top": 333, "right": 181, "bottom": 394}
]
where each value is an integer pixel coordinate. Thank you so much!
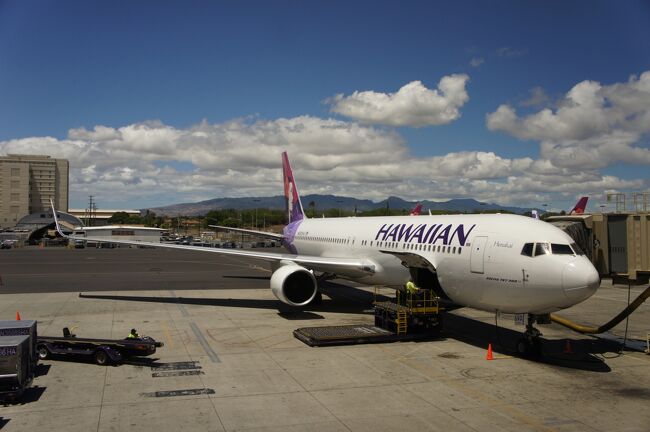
[{"left": 147, "top": 195, "right": 540, "bottom": 217}]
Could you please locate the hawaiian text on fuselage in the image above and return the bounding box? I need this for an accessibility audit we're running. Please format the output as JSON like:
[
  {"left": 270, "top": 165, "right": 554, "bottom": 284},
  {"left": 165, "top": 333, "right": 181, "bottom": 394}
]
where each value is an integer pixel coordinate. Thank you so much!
[{"left": 374, "top": 223, "right": 476, "bottom": 246}]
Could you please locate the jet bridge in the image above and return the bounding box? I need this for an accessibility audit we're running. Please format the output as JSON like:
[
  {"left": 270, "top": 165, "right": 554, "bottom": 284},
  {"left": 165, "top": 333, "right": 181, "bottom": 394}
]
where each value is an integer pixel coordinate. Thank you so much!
[{"left": 547, "top": 212, "right": 650, "bottom": 283}]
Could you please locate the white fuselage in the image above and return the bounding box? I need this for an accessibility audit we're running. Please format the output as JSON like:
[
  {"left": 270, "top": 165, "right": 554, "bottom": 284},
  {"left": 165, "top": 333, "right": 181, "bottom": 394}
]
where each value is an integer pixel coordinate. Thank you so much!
[{"left": 286, "top": 213, "right": 600, "bottom": 314}]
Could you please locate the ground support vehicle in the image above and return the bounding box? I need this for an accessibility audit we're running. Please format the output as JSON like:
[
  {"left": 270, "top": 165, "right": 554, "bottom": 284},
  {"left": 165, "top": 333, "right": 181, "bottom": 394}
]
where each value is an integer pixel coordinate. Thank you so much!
[
  {"left": 0, "top": 335, "right": 33, "bottom": 401},
  {"left": 294, "top": 289, "right": 443, "bottom": 347},
  {"left": 37, "top": 330, "right": 163, "bottom": 365}
]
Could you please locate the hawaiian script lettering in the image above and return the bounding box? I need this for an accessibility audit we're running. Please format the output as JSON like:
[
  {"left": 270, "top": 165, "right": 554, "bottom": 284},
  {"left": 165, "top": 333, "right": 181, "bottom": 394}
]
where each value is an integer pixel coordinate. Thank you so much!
[{"left": 374, "top": 223, "right": 476, "bottom": 246}]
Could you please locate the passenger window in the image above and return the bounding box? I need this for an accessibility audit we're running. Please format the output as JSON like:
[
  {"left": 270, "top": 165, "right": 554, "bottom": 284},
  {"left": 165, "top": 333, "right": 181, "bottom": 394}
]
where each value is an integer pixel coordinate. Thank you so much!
[
  {"left": 551, "top": 244, "right": 574, "bottom": 255},
  {"left": 521, "top": 243, "right": 534, "bottom": 257},
  {"left": 534, "top": 243, "right": 550, "bottom": 256}
]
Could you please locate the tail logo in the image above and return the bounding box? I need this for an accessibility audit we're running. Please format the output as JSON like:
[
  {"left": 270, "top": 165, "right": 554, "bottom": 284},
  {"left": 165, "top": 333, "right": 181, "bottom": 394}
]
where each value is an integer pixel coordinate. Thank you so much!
[{"left": 282, "top": 152, "right": 305, "bottom": 223}]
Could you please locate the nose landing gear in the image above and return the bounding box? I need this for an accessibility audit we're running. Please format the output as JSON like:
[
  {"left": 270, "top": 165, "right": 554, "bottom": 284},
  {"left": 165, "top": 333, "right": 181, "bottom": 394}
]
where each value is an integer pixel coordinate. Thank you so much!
[{"left": 517, "top": 314, "right": 543, "bottom": 357}]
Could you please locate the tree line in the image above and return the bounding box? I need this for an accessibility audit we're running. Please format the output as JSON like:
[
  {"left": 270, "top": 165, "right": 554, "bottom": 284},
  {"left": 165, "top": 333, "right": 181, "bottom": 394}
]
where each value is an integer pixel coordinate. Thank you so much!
[{"left": 107, "top": 206, "right": 555, "bottom": 230}]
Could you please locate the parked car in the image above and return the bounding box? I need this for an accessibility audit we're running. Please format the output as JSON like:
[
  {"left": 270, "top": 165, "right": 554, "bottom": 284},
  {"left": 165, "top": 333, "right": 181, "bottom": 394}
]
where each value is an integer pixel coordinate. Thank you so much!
[{"left": 1, "top": 240, "right": 17, "bottom": 249}]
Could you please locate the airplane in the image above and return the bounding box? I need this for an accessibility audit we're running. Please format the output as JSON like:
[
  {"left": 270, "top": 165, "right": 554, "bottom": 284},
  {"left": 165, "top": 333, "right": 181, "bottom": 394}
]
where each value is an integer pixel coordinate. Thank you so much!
[
  {"left": 531, "top": 196, "right": 588, "bottom": 220},
  {"left": 51, "top": 152, "right": 600, "bottom": 354}
]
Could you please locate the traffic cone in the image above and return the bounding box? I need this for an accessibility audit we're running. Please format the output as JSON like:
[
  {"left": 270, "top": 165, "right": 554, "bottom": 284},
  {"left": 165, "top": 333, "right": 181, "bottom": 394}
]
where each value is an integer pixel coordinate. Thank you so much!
[
  {"left": 16, "top": 311, "right": 21, "bottom": 321},
  {"left": 563, "top": 339, "right": 573, "bottom": 354},
  {"left": 486, "top": 343, "right": 494, "bottom": 360}
]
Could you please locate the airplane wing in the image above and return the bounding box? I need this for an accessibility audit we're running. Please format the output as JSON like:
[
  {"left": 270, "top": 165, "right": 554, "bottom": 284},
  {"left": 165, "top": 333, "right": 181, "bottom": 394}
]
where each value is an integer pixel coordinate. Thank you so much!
[
  {"left": 208, "top": 225, "right": 284, "bottom": 241},
  {"left": 50, "top": 201, "right": 375, "bottom": 277}
]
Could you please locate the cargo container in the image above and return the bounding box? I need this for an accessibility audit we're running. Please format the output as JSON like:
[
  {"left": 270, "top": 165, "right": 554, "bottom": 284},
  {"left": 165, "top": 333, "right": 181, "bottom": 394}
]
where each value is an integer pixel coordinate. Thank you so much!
[{"left": 0, "top": 335, "right": 32, "bottom": 400}]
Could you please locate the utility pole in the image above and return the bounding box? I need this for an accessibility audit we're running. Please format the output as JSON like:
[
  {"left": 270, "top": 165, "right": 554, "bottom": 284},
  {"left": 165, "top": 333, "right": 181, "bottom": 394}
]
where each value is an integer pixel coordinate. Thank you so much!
[{"left": 87, "top": 195, "right": 95, "bottom": 227}]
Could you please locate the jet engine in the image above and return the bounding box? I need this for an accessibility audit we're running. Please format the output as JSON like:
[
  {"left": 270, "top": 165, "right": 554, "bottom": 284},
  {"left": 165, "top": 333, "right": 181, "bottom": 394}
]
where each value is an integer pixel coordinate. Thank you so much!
[{"left": 270, "top": 264, "right": 318, "bottom": 307}]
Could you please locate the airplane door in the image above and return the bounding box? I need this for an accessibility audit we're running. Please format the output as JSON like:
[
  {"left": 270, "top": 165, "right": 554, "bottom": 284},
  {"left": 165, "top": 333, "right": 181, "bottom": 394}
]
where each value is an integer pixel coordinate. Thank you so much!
[{"left": 470, "top": 236, "right": 488, "bottom": 274}]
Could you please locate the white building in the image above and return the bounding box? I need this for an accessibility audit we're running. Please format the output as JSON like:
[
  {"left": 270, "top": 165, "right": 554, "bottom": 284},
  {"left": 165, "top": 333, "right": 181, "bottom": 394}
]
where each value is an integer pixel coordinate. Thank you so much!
[
  {"left": 68, "top": 209, "right": 141, "bottom": 227},
  {"left": 75, "top": 226, "right": 163, "bottom": 245}
]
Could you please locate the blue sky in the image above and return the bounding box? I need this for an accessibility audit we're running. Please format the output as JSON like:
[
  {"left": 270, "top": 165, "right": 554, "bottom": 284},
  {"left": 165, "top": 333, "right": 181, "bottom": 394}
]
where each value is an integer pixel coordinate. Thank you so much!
[{"left": 1, "top": 1, "right": 649, "bottom": 210}]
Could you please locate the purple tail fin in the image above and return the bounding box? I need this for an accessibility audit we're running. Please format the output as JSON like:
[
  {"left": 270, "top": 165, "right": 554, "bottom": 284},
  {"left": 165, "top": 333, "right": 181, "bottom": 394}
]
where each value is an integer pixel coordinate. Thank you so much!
[{"left": 282, "top": 152, "right": 305, "bottom": 223}]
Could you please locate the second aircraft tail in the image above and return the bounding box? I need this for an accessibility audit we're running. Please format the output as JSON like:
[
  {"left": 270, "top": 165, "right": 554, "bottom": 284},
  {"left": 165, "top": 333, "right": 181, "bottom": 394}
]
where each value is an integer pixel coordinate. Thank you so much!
[{"left": 570, "top": 196, "right": 588, "bottom": 215}]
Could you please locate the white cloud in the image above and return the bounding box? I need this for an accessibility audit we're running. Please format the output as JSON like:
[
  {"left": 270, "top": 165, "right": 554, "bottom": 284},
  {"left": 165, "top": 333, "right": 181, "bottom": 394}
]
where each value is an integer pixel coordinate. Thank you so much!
[
  {"left": 487, "top": 71, "right": 650, "bottom": 170},
  {"left": 520, "top": 86, "right": 550, "bottom": 108},
  {"left": 470, "top": 57, "right": 484, "bottom": 68},
  {"left": 1, "top": 114, "right": 644, "bottom": 209},
  {"left": 327, "top": 75, "right": 470, "bottom": 127},
  {"left": 496, "top": 47, "right": 528, "bottom": 58}
]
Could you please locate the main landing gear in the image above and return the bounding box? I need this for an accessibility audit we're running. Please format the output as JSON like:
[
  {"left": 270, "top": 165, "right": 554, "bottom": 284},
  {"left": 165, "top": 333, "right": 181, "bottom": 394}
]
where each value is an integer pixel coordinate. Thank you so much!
[{"left": 517, "top": 314, "right": 543, "bottom": 357}]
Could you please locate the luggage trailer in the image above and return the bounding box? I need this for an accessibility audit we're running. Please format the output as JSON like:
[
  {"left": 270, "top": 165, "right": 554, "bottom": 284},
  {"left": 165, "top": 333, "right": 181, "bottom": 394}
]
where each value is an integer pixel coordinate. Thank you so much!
[{"left": 37, "top": 331, "right": 164, "bottom": 365}]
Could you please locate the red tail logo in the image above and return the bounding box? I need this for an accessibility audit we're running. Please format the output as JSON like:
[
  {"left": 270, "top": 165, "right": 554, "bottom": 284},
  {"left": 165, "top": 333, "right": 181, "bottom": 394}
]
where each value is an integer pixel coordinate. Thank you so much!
[{"left": 570, "top": 197, "right": 588, "bottom": 215}]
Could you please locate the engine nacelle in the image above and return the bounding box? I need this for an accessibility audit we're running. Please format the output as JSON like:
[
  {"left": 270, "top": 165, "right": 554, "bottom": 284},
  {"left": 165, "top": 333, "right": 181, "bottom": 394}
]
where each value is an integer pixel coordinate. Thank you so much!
[{"left": 270, "top": 264, "right": 318, "bottom": 307}]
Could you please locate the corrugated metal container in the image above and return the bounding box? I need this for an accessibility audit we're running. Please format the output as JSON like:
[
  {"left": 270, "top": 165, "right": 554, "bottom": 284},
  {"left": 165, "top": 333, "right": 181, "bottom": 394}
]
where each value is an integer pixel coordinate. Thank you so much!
[
  {"left": 0, "top": 335, "right": 31, "bottom": 397},
  {"left": 0, "top": 320, "right": 37, "bottom": 370}
]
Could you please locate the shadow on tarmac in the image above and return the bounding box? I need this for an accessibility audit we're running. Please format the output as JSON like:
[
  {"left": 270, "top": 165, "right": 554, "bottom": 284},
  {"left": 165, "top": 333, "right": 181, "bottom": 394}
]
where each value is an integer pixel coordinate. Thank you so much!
[
  {"left": 34, "top": 363, "right": 51, "bottom": 377},
  {"left": 444, "top": 313, "right": 615, "bottom": 372},
  {"left": 2, "top": 386, "right": 46, "bottom": 406},
  {"left": 78, "top": 280, "right": 618, "bottom": 371},
  {"left": 79, "top": 280, "right": 379, "bottom": 315}
]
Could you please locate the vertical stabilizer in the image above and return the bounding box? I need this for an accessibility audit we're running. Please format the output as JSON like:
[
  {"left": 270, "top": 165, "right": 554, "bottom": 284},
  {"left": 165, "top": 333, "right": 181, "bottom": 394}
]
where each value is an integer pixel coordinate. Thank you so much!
[
  {"left": 410, "top": 203, "right": 422, "bottom": 216},
  {"left": 570, "top": 196, "right": 588, "bottom": 215},
  {"left": 282, "top": 152, "right": 305, "bottom": 223}
]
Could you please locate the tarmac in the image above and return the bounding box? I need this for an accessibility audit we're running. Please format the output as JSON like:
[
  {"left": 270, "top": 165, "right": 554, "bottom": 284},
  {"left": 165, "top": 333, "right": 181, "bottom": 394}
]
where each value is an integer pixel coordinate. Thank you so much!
[{"left": 1, "top": 247, "right": 650, "bottom": 431}]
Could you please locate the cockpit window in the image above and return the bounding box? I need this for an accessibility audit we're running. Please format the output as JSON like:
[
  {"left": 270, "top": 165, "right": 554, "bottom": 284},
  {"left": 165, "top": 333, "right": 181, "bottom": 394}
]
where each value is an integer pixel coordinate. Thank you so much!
[
  {"left": 551, "top": 243, "right": 574, "bottom": 255},
  {"left": 570, "top": 242, "right": 585, "bottom": 256},
  {"left": 521, "top": 243, "right": 534, "bottom": 257},
  {"left": 534, "top": 242, "right": 550, "bottom": 256}
]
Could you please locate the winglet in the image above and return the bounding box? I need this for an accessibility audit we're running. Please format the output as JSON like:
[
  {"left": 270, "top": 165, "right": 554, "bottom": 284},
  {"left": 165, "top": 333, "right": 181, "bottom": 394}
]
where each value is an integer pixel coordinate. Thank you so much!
[
  {"left": 49, "top": 198, "right": 68, "bottom": 238},
  {"left": 282, "top": 152, "right": 305, "bottom": 223}
]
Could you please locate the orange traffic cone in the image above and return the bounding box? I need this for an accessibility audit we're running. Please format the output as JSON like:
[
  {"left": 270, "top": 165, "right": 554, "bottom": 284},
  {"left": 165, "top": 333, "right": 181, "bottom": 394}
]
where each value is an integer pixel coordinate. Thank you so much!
[
  {"left": 563, "top": 339, "right": 573, "bottom": 354},
  {"left": 486, "top": 343, "right": 494, "bottom": 360},
  {"left": 16, "top": 311, "right": 21, "bottom": 321}
]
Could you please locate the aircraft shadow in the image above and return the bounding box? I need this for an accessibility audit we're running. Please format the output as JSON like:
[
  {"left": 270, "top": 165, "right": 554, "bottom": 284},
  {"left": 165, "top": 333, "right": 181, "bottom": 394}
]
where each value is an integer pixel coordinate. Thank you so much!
[
  {"left": 222, "top": 275, "right": 271, "bottom": 280},
  {"left": 444, "top": 313, "right": 614, "bottom": 372},
  {"left": 79, "top": 280, "right": 379, "bottom": 315},
  {"left": 77, "top": 281, "right": 615, "bottom": 371}
]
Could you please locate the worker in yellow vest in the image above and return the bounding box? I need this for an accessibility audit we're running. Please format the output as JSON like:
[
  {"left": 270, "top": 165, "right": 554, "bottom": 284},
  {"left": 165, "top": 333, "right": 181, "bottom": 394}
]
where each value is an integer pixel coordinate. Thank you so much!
[{"left": 405, "top": 280, "right": 419, "bottom": 294}]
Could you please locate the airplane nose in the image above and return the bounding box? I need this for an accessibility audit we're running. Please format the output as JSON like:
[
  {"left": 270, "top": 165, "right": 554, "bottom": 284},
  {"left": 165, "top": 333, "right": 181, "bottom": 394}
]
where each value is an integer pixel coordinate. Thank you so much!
[{"left": 562, "top": 260, "right": 600, "bottom": 304}]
